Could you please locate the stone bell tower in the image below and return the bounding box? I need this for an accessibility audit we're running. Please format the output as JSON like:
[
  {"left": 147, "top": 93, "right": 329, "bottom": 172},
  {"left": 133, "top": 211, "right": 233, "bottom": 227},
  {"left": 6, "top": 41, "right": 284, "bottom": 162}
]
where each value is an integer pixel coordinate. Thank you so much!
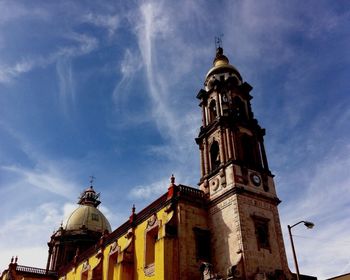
[{"left": 196, "top": 47, "right": 290, "bottom": 279}]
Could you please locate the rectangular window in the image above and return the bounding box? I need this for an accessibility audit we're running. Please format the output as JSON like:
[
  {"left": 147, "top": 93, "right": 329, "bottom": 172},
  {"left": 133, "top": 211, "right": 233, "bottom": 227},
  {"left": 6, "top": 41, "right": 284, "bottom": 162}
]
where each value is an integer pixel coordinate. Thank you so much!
[
  {"left": 193, "top": 227, "right": 211, "bottom": 261},
  {"left": 252, "top": 216, "right": 270, "bottom": 250},
  {"left": 145, "top": 226, "right": 158, "bottom": 267}
]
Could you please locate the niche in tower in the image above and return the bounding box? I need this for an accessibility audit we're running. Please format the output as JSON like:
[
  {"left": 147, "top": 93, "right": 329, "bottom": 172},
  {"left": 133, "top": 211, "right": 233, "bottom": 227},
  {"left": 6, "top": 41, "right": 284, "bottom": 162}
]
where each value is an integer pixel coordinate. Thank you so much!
[
  {"left": 209, "top": 99, "right": 217, "bottom": 122},
  {"left": 210, "top": 140, "right": 220, "bottom": 171}
]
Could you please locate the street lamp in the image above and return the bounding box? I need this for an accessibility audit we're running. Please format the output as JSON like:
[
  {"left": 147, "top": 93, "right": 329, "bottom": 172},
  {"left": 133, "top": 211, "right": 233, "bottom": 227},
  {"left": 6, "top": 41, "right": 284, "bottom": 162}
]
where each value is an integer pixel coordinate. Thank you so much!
[{"left": 288, "top": 221, "right": 314, "bottom": 280}]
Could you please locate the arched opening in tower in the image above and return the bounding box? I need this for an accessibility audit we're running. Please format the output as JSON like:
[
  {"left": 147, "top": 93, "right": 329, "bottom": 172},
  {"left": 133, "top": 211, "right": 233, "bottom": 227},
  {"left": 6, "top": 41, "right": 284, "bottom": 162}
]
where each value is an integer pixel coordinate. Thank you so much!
[{"left": 210, "top": 141, "right": 220, "bottom": 171}]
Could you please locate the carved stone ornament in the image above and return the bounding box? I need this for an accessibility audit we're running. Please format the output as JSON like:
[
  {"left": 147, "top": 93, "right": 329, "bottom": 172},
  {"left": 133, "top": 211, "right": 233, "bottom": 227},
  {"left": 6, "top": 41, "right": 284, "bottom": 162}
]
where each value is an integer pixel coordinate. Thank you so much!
[
  {"left": 147, "top": 214, "right": 157, "bottom": 228},
  {"left": 125, "top": 228, "right": 133, "bottom": 239},
  {"left": 81, "top": 260, "right": 90, "bottom": 272},
  {"left": 200, "top": 262, "right": 217, "bottom": 280},
  {"left": 109, "top": 241, "right": 120, "bottom": 256},
  {"left": 95, "top": 248, "right": 103, "bottom": 259}
]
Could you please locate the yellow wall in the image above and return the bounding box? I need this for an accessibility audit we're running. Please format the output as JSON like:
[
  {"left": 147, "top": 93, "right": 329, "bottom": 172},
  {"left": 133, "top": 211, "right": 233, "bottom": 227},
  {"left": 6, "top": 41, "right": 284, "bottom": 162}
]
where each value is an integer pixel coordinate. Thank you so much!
[{"left": 60, "top": 201, "right": 190, "bottom": 280}]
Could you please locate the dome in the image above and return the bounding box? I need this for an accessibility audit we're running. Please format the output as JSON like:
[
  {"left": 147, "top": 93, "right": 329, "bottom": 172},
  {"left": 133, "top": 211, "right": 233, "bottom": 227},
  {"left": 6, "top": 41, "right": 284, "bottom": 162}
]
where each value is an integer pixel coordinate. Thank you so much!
[
  {"left": 205, "top": 47, "right": 242, "bottom": 83},
  {"left": 65, "top": 205, "right": 112, "bottom": 233}
]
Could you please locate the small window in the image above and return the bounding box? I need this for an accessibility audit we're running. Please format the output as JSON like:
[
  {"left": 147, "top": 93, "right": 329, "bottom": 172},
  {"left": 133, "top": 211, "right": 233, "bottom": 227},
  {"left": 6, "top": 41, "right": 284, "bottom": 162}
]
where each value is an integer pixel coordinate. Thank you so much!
[
  {"left": 193, "top": 227, "right": 211, "bottom": 261},
  {"left": 144, "top": 216, "right": 159, "bottom": 276},
  {"left": 91, "top": 213, "right": 99, "bottom": 221},
  {"left": 253, "top": 216, "right": 270, "bottom": 250}
]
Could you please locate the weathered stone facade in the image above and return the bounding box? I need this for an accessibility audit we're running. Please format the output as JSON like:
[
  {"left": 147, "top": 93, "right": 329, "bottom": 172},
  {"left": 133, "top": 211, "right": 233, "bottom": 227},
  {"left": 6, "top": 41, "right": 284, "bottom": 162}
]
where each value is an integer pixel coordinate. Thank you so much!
[{"left": 196, "top": 47, "right": 291, "bottom": 279}]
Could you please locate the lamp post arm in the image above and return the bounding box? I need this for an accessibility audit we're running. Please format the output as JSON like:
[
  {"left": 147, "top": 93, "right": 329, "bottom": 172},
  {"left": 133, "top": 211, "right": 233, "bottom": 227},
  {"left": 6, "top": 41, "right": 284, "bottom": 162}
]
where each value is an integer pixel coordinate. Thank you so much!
[{"left": 290, "top": 221, "right": 305, "bottom": 229}]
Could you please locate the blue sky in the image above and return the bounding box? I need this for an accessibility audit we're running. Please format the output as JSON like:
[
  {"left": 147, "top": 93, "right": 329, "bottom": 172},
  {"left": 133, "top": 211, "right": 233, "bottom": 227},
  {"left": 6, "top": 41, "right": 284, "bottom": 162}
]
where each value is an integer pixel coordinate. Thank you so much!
[{"left": 0, "top": 1, "right": 349, "bottom": 279}]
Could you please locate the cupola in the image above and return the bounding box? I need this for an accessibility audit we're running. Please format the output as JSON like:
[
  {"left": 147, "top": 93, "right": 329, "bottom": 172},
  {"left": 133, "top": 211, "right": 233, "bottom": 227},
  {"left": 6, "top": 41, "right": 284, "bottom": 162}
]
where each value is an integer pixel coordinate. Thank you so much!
[
  {"left": 47, "top": 183, "right": 112, "bottom": 271},
  {"left": 205, "top": 47, "right": 243, "bottom": 90},
  {"left": 64, "top": 186, "right": 111, "bottom": 233}
]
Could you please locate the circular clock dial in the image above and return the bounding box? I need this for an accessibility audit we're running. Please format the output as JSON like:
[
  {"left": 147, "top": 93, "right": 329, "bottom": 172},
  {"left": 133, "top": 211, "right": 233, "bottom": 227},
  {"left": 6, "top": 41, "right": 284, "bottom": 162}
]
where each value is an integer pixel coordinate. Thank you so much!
[{"left": 250, "top": 174, "right": 261, "bottom": 186}]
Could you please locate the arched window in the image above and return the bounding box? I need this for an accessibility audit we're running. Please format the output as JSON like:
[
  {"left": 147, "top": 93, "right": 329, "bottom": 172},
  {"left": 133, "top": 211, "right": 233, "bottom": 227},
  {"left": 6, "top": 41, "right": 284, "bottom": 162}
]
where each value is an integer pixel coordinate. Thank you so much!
[
  {"left": 239, "top": 134, "right": 264, "bottom": 169},
  {"left": 210, "top": 141, "right": 220, "bottom": 170},
  {"left": 209, "top": 100, "right": 217, "bottom": 122},
  {"left": 233, "top": 97, "right": 246, "bottom": 121}
]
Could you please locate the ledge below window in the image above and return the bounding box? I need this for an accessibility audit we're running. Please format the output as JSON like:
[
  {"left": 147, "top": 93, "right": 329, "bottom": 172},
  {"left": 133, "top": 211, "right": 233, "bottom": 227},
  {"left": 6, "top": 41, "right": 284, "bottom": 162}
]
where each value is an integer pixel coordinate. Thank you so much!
[{"left": 144, "top": 263, "right": 155, "bottom": 277}]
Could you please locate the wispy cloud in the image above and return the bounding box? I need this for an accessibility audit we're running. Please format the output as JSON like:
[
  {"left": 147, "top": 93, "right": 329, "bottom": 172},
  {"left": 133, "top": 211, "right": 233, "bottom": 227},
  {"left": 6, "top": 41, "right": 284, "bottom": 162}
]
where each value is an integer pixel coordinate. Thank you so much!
[
  {"left": 82, "top": 12, "right": 120, "bottom": 37},
  {"left": 56, "top": 57, "right": 75, "bottom": 115},
  {"left": 128, "top": 178, "right": 169, "bottom": 200},
  {"left": 2, "top": 165, "right": 78, "bottom": 199},
  {"left": 129, "top": 1, "right": 203, "bottom": 153},
  {"left": 279, "top": 142, "right": 350, "bottom": 279},
  {"left": 0, "top": 122, "right": 80, "bottom": 199},
  {"left": 0, "top": 1, "right": 48, "bottom": 25},
  {"left": 0, "top": 59, "right": 37, "bottom": 84},
  {"left": 0, "top": 201, "right": 77, "bottom": 269},
  {"left": 0, "top": 34, "right": 98, "bottom": 85},
  {"left": 112, "top": 48, "right": 143, "bottom": 116},
  {"left": 133, "top": 1, "right": 175, "bottom": 133}
]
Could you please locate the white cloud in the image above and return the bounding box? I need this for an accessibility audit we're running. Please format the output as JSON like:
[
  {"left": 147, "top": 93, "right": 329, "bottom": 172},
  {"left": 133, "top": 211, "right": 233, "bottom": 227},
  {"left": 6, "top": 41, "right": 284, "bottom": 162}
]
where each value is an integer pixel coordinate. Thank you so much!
[
  {"left": 134, "top": 1, "right": 175, "bottom": 133},
  {"left": 0, "top": 32, "right": 98, "bottom": 85},
  {"left": 0, "top": 247, "right": 48, "bottom": 272},
  {"left": 112, "top": 48, "right": 143, "bottom": 110},
  {"left": 58, "top": 33, "right": 99, "bottom": 57},
  {"left": 128, "top": 178, "right": 169, "bottom": 200},
  {"left": 2, "top": 165, "right": 78, "bottom": 199},
  {"left": 82, "top": 12, "right": 120, "bottom": 37},
  {"left": 0, "top": 59, "right": 36, "bottom": 84},
  {"left": 0, "top": 201, "right": 77, "bottom": 271},
  {"left": 120, "top": 49, "right": 142, "bottom": 78},
  {"left": 128, "top": 1, "right": 203, "bottom": 155}
]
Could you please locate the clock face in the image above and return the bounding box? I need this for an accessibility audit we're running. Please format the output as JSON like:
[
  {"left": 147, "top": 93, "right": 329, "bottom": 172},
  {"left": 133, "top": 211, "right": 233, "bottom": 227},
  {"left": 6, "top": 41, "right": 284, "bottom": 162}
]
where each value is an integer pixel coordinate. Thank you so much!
[{"left": 250, "top": 173, "right": 261, "bottom": 186}]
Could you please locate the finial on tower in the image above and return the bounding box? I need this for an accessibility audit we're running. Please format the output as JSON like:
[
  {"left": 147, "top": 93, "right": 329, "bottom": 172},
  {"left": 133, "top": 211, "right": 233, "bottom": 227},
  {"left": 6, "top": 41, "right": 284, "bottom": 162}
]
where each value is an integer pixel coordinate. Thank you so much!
[
  {"left": 212, "top": 35, "right": 229, "bottom": 67},
  {"left": 129, "top": 204, "right": 137, "bottom": 223},
  {"left": 215, "top": 34, "right": 224, "bottom": 49},
  {"left": 167, "top": 174, "right": 177, "bottom": 200},
  {"left": 89, "top": 175, "right": 96, "bottom": 186},
  {"left": 170, "top": 174, "right": 175, "bottom": 184}
]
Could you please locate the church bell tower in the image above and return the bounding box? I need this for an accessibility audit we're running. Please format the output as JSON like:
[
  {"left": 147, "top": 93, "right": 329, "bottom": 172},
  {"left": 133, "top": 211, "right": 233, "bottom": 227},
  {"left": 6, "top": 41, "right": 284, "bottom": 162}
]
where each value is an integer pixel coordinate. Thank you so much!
[{"left": 196, "top": 47, "right": 290, "bottom": 279}]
